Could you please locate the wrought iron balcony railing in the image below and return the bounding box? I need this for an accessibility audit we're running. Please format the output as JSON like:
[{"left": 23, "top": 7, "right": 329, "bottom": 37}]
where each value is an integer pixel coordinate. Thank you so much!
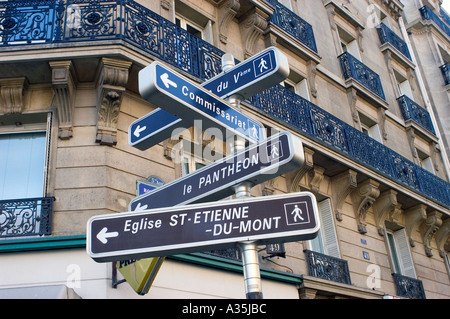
[
  {"left": 303, "top": 250, "right": 351, "bottom": 285},
  {"left": 392, "top": 273, "right": 426, "bottom": 299},
  {"left": 269, "top": 2, "right": 318, "bottom": 53},
  {"left": 0, "top": 0, "right": 223, "bottom": 81},
  {"left": 377, "top": 23, "right": 411, "bottom": 61},
  {"left": 249, "top": 84, "right": 450, "bottom": 208},
  {"left": 420, "top": 5, "right": 450, "bottom": 38},
  {"left": 440, "top": 63, "right": 450, "bottom": 85},
  {"left": 338, "top": 51, "right": 386, "bottom": 101},
  {"left": 0, "top": 197, "right": 54, "bottom": 238},
  {"left": 397, "top": 95, "right": 436, "bottom": 135},
  {"left": 1, "top": 0, "right": 449, "bottom": 209}
]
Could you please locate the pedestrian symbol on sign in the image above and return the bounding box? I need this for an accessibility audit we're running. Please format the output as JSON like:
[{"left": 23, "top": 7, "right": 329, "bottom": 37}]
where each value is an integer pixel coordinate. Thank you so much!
[
  {"left": 253, "top": 52, "right": 273, "bottom": 78},
  {"left": 284, "top": 201, "right": 310, "bottom": 225},
  {"left": 291, "top": 205, "right": 304, "bottom": 222}
]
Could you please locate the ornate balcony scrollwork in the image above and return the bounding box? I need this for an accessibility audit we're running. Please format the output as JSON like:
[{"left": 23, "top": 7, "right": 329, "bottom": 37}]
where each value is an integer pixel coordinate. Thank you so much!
[{"left": 304, "top": 249, "right": 351, "bottom": 285}]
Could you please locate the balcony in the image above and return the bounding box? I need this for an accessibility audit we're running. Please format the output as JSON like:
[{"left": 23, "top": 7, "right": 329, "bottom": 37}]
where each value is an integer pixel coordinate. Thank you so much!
[
  {"left": 250, "top": 85, "right": 450, "bottom": 208},
  {"left": 268, "top": 2, "right": 318, "bottom": 54},
  {"left": 420, "top": 5, "right": 450, "bottom": 38},
  {"left": 0, "top": 197, "right": 54, "bottom": 238},
  {"left": 397, "top": 95, "right": 436, "bottom": 136},
  {"left": 440, "top": 63, "right": 450, "bottom": 86},
  {"left": 392, "top": 273, "right": 426, "bottom": 299},
  {"left": 304, "top": 250, "right": 351, "bottom": 285},
  {"left": 338, "top": 52, "right": 386, "bottom": 102},
  {"left": 377, "top": 22, "right": 412, "bottom": 62}
]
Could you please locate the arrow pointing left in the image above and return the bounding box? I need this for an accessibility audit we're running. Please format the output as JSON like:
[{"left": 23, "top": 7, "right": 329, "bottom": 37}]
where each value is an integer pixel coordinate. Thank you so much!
[
  {"left": 134, "top": 125, "right": 146, "bottom": 138},
  {"left": 160, "top": 73, "right": 177, "bottom": 89},
  {"left": 97, "top": 227, "right": 119, "bottom": 244}
]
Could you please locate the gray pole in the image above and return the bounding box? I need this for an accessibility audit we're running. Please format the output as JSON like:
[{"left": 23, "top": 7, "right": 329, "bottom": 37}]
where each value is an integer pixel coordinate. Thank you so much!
[{"left": 222, "top": 53, "right": 264, "bottom": 299}]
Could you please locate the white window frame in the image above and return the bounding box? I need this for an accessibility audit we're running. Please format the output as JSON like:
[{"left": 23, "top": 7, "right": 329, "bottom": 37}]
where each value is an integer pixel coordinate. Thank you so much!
[
  {"left": 385, "top": 227, "right": 417, "bottom": 278},
  {"left": 307, "top": 198, "right": 341, "bottom": 259},
  {"left": 338, "top": 26, "right": 361, "bottom": 60}
]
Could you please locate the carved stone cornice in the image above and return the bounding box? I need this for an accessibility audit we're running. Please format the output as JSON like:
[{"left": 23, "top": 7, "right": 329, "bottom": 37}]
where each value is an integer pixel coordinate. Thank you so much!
[
  {"left": 239, "top": 7, "right": 269, "bottom": 59},
  {"left": 308, "top": 166, "right": 325, "bottom": 194},
  {"left": 49, "top": 60, "right": 76, "bottom": 140},
  {"left": 435, "top": 218, "right": 450, "bottom": 258},
  {"left": 405, "top": 204, "right": 427, "bottom": 247},
  {"left": 373, "top": 189, "right": 400, "bottom": 236},
  {"left": 286, "top": 147, "right": 315, "bottom": 193},
  {"left": 331, "top": 169, "right": 357, "bottom": 222},
  {"left": 95, "top": 57, "right": 132, "bottom": 146},
  {"left": 420, "top": 211, "right": 443, "bottom": 257},
  {"left": 351, "top": 179, "right": 380, "bottom": 234},
  {"left": 0, "top": 77, "right": 28, "bottom": 115}
]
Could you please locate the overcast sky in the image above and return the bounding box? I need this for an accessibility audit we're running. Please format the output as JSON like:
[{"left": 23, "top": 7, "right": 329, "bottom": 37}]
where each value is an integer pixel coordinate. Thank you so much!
[{"left": 442, "top": 0, "right": 450, "bottom": 13}]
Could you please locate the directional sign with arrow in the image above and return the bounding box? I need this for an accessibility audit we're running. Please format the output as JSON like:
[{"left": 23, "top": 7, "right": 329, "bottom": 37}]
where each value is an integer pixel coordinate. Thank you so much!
[
  {"left": 129, "top": 47, "right": 289, "bottom": 151},
  {"left": 138, "top": 61, "right": 265, "bottom": 144},
  {"left": 87, "top": 192, "right": 320, "bottom": 262}
]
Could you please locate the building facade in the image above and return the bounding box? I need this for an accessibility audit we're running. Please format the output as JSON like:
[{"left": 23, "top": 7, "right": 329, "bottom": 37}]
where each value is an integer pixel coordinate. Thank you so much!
[{"left": 0, "top": 0, "right": 449, "bottom": 299}]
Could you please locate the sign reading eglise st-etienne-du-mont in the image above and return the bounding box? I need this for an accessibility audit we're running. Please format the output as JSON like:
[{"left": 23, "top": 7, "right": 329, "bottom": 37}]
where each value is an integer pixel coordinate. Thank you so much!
[{"left": 87, "top": 192, "right": 320, "bottom": 262}]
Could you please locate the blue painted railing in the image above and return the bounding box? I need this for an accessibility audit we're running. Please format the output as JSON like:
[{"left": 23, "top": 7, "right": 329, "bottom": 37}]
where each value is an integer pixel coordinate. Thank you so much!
[
  {"left": 420, "top": 5, "right": 450, "bottom": 38},
  {"left": 269, "top": 2, "right": 318, "bottom": 53},
  {"left": 250, "top": 84, "right": 450, "bottom": 207},
  {"left": 338, "top": 51, "right": 386, "bottom": 100},
  {"left": 0, "top": 0, "right": 449, "bottom": 208},
  {"left": 377, "top": 22, "right": 412, "bottom": 60},
  {"left": 397, "top": 95, "right": 436, "bottom": 135}
]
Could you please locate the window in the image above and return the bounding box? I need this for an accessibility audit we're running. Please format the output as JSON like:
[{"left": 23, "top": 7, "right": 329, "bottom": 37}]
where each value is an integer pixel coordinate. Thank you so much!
[
  {"left": 394, "top": 70, "right": 414, "bottom": 100},
  {"left": 385, "top": 227, "right": 417, "bottom": 278},
  {"left": 308, "top": 198, "right": 340, "bottom": 258},
  {"left": 338, "top": 26, "right": 361, "bottom": 60},
  {"left": 282, "top": 70, "right": 310, "bottom": 101},
  {"left": 359, "top": 112, "right": 383, "bottom": 143},
  {"left": 0, "top": 113, "right": 50, "bottom": 200},
  {"left": 0, "top": 132, "right": 46, "bottom": 199},
  {"left": 175, "top": 0, "right": 214, "bottom": 44},
  {"left": 176, "top": 16, "right": 203, "bottom": 39},
  {"left": 416, "top": 148, "right": 435, "bottom": 173}
]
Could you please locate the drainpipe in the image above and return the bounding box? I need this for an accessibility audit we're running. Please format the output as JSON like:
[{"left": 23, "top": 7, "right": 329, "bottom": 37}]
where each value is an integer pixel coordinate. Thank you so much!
[{"left": 398, "top": 16, "right": 450, "bottom": 180}]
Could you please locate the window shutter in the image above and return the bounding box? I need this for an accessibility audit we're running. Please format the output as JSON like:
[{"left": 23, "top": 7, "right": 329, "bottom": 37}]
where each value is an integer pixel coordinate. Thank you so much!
[
  {"left": 394, "top": 228, "right": 417, "bottom": 278},
  {"left": 318, "top": 199, "right": 341, "bottom": 259}
]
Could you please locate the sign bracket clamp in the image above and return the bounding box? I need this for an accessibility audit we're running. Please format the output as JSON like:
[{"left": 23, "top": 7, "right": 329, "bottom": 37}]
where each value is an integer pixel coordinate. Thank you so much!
[{"left": 111, "top": 262, "right": 127, "bottom": 289}]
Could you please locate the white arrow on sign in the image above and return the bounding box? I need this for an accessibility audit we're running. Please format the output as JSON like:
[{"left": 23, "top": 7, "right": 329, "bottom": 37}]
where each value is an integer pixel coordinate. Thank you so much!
[
  {"left": 133, "top": 125, "right": 146, "bottom": 138},
  {"left": 160, "top": 73, "right": 177, "bottom": 89},
  {"left": 97, "top": 227, "right": 119, "bottom": 244}
]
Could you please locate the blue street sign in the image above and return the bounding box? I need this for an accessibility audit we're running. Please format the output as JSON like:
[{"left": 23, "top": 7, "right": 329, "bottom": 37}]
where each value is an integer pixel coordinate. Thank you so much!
[
  {"left": 129, "top": 131, "right": 304, "bottom": 212},
  {"left": 137, "top": 176, "right": 165, "bottom": 196},
  {"left": 129, "top": 47, "right": 289, "bottom": 151},
  {"left": 202, "top": 46, "right": 289, "bottom": 100},
  {"left": 129, "top": 108, "right": 185, "bottom": 151},
  {"left": 138, "top": 62, "right": 265, "bottom": 145}
]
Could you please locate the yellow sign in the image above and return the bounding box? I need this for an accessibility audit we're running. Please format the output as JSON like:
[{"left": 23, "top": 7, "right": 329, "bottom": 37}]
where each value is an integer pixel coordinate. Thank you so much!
[{"left": 116, "top": 257, "right": 165, "bottom": 295}]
